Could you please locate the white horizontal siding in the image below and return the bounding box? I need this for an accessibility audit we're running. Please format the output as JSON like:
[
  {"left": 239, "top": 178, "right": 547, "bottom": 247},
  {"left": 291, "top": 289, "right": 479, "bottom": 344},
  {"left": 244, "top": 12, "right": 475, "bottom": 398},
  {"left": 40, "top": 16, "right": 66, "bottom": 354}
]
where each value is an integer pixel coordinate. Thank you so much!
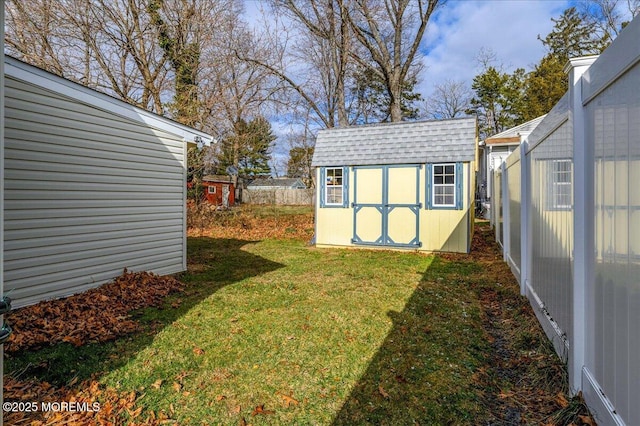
[{"left": 4, "top": 74, "right": 187, "bottom": 308}]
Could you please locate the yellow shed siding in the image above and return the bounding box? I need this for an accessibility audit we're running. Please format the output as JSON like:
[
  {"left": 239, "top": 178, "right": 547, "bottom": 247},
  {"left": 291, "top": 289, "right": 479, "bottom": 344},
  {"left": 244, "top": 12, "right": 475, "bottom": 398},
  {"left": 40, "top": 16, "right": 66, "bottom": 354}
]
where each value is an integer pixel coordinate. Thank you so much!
[{"left": 314, "top": 162, "right": 475, "bottom": 253}]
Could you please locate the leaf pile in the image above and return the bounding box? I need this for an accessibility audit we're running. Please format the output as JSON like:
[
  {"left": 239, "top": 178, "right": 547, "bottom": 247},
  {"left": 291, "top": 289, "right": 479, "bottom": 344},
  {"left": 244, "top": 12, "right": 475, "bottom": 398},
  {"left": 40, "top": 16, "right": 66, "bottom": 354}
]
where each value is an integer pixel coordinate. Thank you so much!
[
  {"left": 4, "top": 376, "right": 161, "bottom": 425},
  {"left": 5, "top": 269, "right": 185, "bottom": 354},
  {"left": 187, "top": 204, "right": 314, "bottom": 241}
]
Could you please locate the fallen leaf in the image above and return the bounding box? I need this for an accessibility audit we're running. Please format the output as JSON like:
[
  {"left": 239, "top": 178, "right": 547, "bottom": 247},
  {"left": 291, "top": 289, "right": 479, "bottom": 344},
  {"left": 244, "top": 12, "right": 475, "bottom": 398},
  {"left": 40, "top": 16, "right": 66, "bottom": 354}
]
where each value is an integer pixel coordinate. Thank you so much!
[
  {"left": 232, "top": 405, "right": 242, "bottom": 414},
  {"left": 279, "top": 393, "right": 299, "bottom": 407},
  {"left": 172, "top": 382, "right": 182, "bottom": 392},
  {"left": 556, "top": 392, "right": 570, "bottom": 408},
  {"left": 215, "top": 395, "right": 226, "bottom": 401},
  {"left": 193, "top": 347, "right": 205, "bottom": 356},
  {"left": 378, "top": 385, "right": 389, "bottom": 399},
  {"left": 251, "top": 404, "right": 275, "bottom": 416},
  {"left": 578, "top": 415, "right": 597, "bottom": 426},
  {"left": 151, "top": 379, "right": 163, "bottom": 389},
  {"left": 175, "top": 371, "right": 190, "bottom": 381},
  {"left": 62, "top": 335, "right": 84, "bottom": 347}
]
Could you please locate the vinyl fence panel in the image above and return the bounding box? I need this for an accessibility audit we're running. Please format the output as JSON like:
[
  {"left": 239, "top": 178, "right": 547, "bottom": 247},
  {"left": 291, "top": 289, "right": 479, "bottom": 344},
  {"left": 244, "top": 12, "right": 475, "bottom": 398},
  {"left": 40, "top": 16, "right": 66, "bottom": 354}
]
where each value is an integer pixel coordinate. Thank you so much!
[{"left": 493, "top": 14, "right": 640, "bottom": 425}]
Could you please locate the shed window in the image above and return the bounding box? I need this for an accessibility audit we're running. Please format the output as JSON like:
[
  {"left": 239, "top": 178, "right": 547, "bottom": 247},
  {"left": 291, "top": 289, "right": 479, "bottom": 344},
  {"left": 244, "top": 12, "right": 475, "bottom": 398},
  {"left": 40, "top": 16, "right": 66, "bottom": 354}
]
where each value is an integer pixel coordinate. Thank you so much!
[
  {"left": 548, "top": 159, "right": 572, "bottom": 210},
  {"left": 325, "top": 167, "right": 343, "bottom": 205},
  {"left": 433, "top": 164, "right": 456, "bottom": 207},
  {"left": 426, "top": 162, "right": 463, "bottom": 210},
  {"left": 208, "top": 186, "right": 216, "bottom": 194},
  {"left": 320, "top": 167, "right": 348, "bottom": 208}
]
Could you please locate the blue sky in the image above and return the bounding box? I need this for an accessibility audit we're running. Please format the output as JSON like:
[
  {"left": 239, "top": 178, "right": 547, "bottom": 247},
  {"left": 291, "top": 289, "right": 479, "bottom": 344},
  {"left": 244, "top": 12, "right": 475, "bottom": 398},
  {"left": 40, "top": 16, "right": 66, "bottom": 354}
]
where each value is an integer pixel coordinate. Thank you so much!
[{"left": 419, "top": 0, "right": 569, "bottom": 94}]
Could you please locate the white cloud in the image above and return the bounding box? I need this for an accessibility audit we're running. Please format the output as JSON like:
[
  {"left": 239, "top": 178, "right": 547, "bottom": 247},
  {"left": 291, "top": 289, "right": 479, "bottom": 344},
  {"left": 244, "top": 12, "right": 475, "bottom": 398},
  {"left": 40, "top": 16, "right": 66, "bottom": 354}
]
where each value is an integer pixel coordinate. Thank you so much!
[{"left": 419, "top": 0, "right": 570, "bottom": 96}]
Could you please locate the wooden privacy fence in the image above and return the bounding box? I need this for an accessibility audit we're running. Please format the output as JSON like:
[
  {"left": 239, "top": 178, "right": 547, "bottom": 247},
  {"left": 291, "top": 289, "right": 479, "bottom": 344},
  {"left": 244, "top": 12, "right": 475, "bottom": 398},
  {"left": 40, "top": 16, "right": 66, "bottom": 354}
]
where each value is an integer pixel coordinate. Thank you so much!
[
  {"left": 492, "top": 15, "right": 640, "bottom": 426},
  {"left": 243, "top": 188, "right": 315, "bottom": 206}
]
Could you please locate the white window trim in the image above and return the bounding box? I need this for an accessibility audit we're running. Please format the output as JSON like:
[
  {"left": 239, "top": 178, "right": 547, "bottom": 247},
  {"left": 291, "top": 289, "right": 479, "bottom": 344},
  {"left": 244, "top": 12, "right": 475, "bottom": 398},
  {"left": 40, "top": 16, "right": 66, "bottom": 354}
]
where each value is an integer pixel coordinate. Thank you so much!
[
  {"left": 432, "top": 163, "right": 456, "bottom": 208},
  {"left": 207, "top": 185, "right": 216, "bottom": 194},
  {"left": 549, "top": 159, "right": 572, "bottom": 210},
  {"left": 324, "top": 167, "right": 344, "bottom": 206}
]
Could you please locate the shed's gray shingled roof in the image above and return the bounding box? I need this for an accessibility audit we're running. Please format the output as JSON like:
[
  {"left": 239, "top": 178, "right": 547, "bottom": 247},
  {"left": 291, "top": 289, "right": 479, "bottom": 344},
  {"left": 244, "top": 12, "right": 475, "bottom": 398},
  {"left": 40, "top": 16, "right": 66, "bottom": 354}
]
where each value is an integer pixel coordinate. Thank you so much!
[{"left": 311, "top": 117, "right": 477, "bottom": 167}]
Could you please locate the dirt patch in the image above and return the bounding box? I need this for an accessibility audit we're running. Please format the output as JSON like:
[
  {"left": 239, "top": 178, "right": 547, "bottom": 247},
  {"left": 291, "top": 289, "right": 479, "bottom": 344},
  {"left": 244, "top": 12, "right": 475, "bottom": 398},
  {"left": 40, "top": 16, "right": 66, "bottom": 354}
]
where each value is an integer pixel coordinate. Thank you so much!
[{"left": 466, "top": 222, "right": 594, "bottom": 425}]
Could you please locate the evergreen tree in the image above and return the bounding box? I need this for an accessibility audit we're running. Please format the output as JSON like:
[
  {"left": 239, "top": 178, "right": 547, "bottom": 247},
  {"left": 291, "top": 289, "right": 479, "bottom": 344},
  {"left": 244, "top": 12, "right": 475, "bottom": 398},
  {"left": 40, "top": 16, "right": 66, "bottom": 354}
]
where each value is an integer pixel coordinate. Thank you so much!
[
  {"left": 287, "top": 146, "right": 315, "bottom": 188},
  {"left": 522, "top": 7, "right": 609, "bottom": 120},
  {"left": 217, "top": 116, "right": 275, "bottom": 178},
  {"left": 351, "top": 66, "right": 422, "bottom": 123},
  {"left": 470, "top": 66, "right": 525, "bottom": 139}
]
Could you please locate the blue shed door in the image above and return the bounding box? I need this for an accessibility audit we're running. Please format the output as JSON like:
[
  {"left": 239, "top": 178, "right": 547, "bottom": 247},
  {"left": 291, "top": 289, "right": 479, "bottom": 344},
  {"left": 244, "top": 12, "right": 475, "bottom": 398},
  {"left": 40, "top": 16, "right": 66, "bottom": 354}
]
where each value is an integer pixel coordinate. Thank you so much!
[{"left": 352, "top": 165, "right": 421, "bottom": 248}]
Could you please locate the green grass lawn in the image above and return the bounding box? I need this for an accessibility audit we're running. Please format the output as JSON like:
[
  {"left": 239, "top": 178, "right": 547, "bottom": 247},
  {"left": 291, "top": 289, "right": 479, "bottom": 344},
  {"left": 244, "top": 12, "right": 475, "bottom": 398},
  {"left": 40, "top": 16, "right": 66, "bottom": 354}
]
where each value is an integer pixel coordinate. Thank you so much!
[
  {"left": 8, "top": 214, "right": 581, "bottom": 425},
  {"left": 103, "top": 238, "right": 489, "bottom": 424},
  {"left": 7, "top": 234, "right": 494, "bottom": 424}
]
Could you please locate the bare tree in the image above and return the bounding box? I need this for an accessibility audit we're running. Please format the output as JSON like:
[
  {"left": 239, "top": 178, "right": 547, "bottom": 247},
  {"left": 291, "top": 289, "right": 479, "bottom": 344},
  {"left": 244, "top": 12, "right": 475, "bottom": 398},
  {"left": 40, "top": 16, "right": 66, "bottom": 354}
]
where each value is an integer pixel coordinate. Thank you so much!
[
  {"left": 346, "top": 0, "right": 443, "bottom": 122},
  {"left": 238, "top": 0, "right": 357, "bottom": 129},
  {"left": 578, "top": 0, "right": 640, "bottom": 40},
  {"left": 285, "top": 110, "right": 316, "bottom": 188},
  {"left": 423, "top": 79, "right": 472, "bottom": 120},
  {"left": 6, "top": 0, "right": 171, "bottom": 113},
  {"left": 5, "top": 0, "right": 71, "bottom": 76},
  {"left": 277, "top": 0, "right": 352, "bottom": 127},
  {"left": 6, "top": 0, "right": 272, "bottom": 137},
  {"left": 199, "top": 8, "right": 277, "bottom": 137}
]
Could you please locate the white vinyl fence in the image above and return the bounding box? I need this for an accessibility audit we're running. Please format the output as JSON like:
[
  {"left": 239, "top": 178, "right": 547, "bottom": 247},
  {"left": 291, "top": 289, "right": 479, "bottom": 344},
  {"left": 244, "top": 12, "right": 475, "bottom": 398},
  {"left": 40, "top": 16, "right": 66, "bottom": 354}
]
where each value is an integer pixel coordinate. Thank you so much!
[{"left": 493, "top": 15, "right": 640, "bottom": 426}]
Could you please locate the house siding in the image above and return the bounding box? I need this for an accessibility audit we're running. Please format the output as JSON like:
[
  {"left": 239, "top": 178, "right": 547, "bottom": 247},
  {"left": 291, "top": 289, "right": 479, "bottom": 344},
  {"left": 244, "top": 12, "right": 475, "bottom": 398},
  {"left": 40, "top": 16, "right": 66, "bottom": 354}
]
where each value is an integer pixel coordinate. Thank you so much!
[{"left": 4, "top": 75, "right": 186, "bottom": 308}]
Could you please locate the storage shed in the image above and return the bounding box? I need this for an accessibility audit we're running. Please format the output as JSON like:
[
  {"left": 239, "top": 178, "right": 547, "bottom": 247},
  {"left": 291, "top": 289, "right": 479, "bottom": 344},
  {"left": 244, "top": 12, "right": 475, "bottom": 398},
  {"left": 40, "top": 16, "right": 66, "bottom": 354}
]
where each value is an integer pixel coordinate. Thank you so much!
[
  {"left": 4, "top": 56, "right": 213, "bottom": 308},
  {"left": 202, "top": 175, "right": 236, "bottom": 207},
  {"left": 312, "top": 118, "right": 477, "bottom": 253}
]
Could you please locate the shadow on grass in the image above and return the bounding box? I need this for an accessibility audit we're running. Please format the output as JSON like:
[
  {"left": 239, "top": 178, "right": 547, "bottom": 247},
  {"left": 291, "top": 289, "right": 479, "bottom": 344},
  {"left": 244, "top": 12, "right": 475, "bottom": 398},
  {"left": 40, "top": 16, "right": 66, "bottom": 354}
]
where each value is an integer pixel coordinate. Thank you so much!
[
  {"left": 331, "top": 255, "right": 489, "bottom": 425},
  {"left": 5, "top": 238, "right": 284, "bottom": 387}
]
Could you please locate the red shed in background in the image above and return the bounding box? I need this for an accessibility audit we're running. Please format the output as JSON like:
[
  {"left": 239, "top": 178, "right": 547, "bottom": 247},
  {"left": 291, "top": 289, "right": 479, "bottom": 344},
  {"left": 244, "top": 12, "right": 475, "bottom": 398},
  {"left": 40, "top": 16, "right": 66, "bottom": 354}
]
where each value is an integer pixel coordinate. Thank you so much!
[{"left": 202, "top": 175, "right": 236, "bottom": 207}]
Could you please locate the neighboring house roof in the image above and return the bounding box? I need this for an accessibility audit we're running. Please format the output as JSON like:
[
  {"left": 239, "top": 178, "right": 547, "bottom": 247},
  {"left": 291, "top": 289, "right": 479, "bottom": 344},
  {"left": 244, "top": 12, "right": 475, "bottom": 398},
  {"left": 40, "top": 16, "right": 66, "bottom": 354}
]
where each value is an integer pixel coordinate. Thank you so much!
[
  {"left": 203, "top": 175, "right": 234, "bottom": 183},
  {"left": 248, "top": 178, "right": 306, "bottom": 189},
  {"left": 4, "top": 55, "right": 214, "bottom": 145},
  {"left": 526, "top": 94, "right": 569, "bottom": 147},
  {"left": 311, "top": 117, "right": 477, "bottom": 167},
  {"left": 484, "top": 115, "right": 547, "bottom": 146}
]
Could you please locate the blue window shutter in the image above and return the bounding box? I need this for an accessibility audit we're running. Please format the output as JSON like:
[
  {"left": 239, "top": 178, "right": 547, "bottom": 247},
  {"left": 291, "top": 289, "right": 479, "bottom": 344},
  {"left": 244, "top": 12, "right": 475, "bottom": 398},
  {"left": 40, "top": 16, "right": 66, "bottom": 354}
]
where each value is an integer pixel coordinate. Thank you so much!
[
  {"left": 319, "top": 167, "right": 326, "bottom": 208},
  {"left": 342, "top": 166, "right": 349, "bottom": 207},
  {"left": 455, "top": 162, "right": 463, "bottom": 210},
  {"left": 425, "top": 163, "right": 432, "bottom": 209}
]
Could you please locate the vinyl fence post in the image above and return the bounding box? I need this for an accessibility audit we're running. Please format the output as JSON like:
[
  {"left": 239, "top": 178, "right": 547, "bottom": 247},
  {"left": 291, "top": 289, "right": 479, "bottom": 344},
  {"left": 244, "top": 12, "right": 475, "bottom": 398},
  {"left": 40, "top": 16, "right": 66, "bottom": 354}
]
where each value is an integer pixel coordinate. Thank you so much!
[
  {"left": 520, "top": 141, "right": 530, "bottom": 296},
  {"left": 567, "top": 56, "right": 597, "bottom": 395},
  {"left": 502, "top": 162, "right": 510, "bottom": 261}
]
